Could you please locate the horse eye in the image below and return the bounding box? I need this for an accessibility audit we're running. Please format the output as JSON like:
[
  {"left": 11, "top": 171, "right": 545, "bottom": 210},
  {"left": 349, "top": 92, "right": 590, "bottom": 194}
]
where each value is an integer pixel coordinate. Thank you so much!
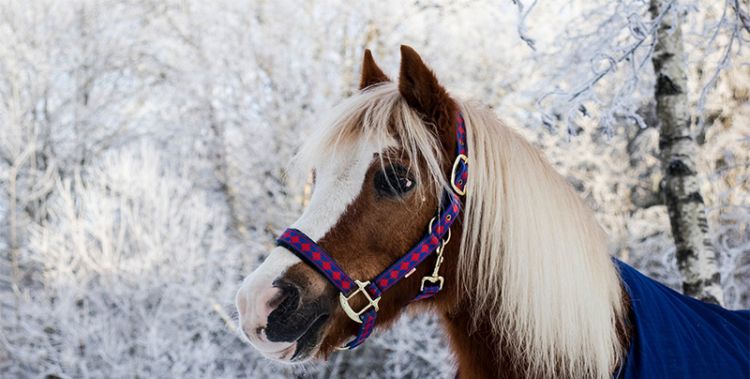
[{"left": 374, "top": 165, "right": 416, "bottom": 197}]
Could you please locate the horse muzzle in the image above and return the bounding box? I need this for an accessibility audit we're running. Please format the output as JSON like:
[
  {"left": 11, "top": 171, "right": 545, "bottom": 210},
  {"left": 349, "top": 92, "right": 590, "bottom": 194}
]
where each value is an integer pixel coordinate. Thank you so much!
[{"left": 235, "top": 247, "right": 332, "bottom": 362}]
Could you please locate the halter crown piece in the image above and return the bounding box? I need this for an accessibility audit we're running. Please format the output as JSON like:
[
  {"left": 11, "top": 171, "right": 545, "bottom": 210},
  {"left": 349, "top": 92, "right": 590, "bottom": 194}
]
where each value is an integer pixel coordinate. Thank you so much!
[{"left": 276, "top": 113, "right": 468, "bottom": 350}]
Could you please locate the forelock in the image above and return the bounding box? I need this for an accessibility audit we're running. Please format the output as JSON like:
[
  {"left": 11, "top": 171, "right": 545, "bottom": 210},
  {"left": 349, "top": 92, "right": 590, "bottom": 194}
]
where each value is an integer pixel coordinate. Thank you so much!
[{"left": 289, "top": 83, "right": 448, "bottom": 198}]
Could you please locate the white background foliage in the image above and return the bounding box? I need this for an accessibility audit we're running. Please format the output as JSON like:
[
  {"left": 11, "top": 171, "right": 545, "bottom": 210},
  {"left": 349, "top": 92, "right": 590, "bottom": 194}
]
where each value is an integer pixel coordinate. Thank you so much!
[{"left": 1, "top": 0, "right": 747, "bottom": 378}]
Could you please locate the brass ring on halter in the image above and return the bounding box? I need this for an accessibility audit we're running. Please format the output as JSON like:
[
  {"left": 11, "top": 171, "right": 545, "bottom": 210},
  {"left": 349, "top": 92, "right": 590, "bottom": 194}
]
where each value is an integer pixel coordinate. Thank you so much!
[
  {"left": 442, "top": 228, "right": 452, "bottom": 245},
  {"left": 427, "top": 217, "right": 452, "bottom": 244},
  {"left": 450, "top": 154, "right": 468, "bottom": 196},
  {"left": 428, "top": 216, "right": 437, "bottom": 234}
]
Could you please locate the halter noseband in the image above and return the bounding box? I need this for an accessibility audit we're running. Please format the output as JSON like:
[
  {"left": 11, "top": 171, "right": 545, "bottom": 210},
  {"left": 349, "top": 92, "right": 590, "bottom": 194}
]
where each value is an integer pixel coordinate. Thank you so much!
[{"left": 276, "top": 113, "right": 468, "bottom": 350}]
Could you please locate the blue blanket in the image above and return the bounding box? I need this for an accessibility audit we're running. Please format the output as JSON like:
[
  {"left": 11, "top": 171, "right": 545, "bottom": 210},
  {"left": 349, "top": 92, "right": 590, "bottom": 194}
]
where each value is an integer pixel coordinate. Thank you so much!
[{"left": 615, "top": 260, "right": 750, "bottom": 378}]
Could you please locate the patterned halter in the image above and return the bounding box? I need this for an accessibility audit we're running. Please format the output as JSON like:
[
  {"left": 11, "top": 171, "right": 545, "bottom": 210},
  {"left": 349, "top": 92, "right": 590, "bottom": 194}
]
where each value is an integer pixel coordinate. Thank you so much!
[{"left": 276, "top": 113, "right": 468, "bottom": 350}]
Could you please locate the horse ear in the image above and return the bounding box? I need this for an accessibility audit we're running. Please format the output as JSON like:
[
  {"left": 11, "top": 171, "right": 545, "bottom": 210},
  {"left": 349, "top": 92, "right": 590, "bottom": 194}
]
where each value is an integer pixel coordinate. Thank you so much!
[
  {"left": 398, "top": 45, "right": 451, "bottom": 121},
  {"left": 360, "top": 49, "right": 390, "bottom": 90}
]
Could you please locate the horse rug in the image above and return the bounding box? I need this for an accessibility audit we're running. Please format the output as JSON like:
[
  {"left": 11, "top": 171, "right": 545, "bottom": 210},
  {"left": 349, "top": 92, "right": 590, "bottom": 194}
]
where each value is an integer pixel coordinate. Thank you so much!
[{"left": 615, "top": 260, "right": 750, "bottom": 378}]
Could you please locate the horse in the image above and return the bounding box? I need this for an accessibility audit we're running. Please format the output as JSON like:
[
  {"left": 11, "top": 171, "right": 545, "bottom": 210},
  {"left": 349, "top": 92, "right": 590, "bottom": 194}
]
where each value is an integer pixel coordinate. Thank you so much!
[{"left": 235, "top": 46, "right": 750, "bottom": 379}]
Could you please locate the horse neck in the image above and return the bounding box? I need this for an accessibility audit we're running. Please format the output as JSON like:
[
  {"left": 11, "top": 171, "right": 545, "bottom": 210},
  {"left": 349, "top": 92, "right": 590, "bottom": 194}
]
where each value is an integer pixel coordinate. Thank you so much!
[
  {"left": 431, "top": 107, "right": 629, "bottom": 378},
  {"left": 436, "top": 238, "right": 630, "bottom": 379},
  {"left": 438, "top": 296, "right": 524, "bottom": 379},
  {"left": 435, "top": 240, "right": 525, "bottom": 379}
]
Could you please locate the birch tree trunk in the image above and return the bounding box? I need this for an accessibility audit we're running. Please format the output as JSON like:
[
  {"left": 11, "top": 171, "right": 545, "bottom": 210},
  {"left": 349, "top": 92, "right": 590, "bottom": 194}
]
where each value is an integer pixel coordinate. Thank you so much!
[{"left": 650, "top": 0, "right": 723, "bottom": 305}]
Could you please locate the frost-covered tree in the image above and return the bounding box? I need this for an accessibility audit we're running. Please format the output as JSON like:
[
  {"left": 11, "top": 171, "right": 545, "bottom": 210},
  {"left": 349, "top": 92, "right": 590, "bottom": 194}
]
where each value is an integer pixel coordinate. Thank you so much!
[
  {"left": 649, "top": 0, "right": 723, "bottom": 304},
  {"left": 514, "top": 0, "right": 746, "bottom": 306}
]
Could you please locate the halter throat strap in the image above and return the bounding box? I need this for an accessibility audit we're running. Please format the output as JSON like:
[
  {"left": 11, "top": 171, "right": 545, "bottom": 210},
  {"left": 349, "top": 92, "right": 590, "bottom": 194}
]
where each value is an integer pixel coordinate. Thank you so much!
[{"left": 276, "top": 113, "right": 468, "bottom": 350}]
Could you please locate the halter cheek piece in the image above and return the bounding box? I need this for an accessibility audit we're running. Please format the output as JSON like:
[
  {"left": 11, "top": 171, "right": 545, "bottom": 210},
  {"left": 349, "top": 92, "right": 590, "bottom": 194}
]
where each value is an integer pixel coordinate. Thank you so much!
[{"left": 276, "top": 113, "right": 468, "bottom": 350}]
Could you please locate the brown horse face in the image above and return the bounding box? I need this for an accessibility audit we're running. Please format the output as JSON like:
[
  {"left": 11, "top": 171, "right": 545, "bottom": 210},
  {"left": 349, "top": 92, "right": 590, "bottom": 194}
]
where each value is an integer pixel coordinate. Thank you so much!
[
  {"left": 235, "top": 46, "right": 454, "bottom": 362},
  {"left": 235, "top": 147, "right": 440, "bottom": 361}
]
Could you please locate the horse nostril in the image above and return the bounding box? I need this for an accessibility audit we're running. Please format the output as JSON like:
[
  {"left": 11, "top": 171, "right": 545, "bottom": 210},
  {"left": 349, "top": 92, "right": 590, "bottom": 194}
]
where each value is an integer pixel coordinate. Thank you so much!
[
  {"left": 272, "top": 279, "right": 301, "bottom": 317},
  {"left": 266, "top": 278, "right": 326, "bottom": 343}
]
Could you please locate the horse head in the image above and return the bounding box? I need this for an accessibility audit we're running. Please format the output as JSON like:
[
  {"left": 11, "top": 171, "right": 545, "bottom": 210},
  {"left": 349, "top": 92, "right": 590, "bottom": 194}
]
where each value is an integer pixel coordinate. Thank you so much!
[{"left": 235, "top": 46, "right": 462, "bottom": 362}]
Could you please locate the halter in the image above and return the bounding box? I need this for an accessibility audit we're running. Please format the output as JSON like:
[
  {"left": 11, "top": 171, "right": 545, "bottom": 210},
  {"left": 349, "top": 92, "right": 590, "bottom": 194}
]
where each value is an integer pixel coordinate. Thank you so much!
[{"left": 276, "top": 113, "right": 468, "bottom": 350}]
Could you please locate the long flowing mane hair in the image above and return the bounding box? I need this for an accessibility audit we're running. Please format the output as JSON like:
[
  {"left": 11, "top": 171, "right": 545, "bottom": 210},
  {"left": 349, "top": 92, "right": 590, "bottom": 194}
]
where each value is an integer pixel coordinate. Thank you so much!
[{"left": 291, "top": 83, "right": 626, "bottom": 379}]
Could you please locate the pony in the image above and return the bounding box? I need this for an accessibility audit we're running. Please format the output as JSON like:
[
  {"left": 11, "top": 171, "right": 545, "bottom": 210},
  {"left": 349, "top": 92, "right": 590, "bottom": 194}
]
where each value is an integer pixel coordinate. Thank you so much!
[{"left": 235, "top": 46, "right": 750, "bottom": 379}]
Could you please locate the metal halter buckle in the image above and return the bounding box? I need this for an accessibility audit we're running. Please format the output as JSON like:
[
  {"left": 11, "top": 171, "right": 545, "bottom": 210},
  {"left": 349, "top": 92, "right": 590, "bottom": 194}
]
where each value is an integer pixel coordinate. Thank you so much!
[
  {"left": 450, "top": 154, "right": 468, "bottom": 196},
  {"left": 420, "top": 275, "right": 444, "bottom": 292},
  {"left": 420, "top": 217, "right": 451, "bottom": 292},
  {"left": 338, "top": 280, "right": 381, "bottom": 324},
  {"left": 420, "top": 243, "right": 446, "bottom": 291}
]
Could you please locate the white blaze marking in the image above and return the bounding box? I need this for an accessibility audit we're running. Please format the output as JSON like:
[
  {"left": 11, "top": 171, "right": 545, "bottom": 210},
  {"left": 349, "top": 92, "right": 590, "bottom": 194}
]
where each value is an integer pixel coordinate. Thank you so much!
[
  {"left": 291, "top": 144, "right": 380, "bottom": 240},
  {"left": 236, "top": 139, "right": 386, "bottom": 359}
]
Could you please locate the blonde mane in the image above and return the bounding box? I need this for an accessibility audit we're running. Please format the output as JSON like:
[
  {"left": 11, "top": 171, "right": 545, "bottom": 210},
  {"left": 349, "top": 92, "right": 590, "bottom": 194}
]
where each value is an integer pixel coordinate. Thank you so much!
[
  {"left": 293, "top": 83, "right": 625, "bottom": 379},
  {"left": 459, "top": 103, "right": 625, "bottom": 378}
]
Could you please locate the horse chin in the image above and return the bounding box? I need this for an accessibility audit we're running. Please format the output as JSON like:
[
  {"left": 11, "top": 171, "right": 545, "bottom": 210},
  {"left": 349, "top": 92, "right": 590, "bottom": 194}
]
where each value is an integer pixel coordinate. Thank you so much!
[
  {"left": 255, "top": 343, "right": 298, "bottom": 362},
  {"left": 288, "top": 313, "right": 329, "bottom": 362},
  {"left": 250, "top": 340, "right": 316, "bottom": 364},
  {"left": 252, "top": 313, "right": 329, "bottom": 364}
]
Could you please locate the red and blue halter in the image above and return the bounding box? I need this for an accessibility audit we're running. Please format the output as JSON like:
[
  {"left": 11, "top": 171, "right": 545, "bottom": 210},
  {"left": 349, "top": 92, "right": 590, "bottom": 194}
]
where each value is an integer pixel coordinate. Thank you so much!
[{"left": 276, "top": 113, "right": 468, "bottom": 350}]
